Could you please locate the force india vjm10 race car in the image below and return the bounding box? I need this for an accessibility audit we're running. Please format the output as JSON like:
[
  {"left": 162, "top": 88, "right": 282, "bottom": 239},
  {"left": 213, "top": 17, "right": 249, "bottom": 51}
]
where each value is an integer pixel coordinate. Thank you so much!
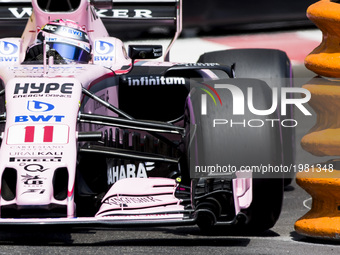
[{"left": 0, "top": 0, "right": 296, "bottom": 233}]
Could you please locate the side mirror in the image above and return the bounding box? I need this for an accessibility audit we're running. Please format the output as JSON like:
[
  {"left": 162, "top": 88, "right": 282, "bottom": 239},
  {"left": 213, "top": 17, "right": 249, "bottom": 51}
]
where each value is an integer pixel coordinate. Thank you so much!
[{"left": 128, "top": 45, "right": 162, "bottom": 60}]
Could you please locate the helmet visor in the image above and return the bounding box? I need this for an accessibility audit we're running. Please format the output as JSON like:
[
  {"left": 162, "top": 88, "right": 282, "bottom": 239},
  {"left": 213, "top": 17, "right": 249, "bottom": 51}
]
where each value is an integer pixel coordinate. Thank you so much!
[{"left": 48, "top": 42, "right": 90, "bottom": 63}]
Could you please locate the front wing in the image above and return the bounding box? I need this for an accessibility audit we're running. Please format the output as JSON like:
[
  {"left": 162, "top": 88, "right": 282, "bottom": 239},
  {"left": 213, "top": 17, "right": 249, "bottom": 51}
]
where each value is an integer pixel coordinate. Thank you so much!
[{"left": 0, "top": 177, "right": 249, "bottom": 227}]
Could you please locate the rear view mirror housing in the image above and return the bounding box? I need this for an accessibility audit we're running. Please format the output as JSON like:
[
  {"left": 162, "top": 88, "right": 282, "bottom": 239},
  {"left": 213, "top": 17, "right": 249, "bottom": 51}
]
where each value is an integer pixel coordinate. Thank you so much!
[{"left": 128, "top": 45, "right": 163, "bottom": 60}]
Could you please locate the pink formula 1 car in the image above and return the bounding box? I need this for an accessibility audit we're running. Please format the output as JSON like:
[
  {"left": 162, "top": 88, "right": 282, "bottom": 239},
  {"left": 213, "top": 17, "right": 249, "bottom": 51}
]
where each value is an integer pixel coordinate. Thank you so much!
[{"left": 0, "top": 0, "right": 295, "bottom": 233}]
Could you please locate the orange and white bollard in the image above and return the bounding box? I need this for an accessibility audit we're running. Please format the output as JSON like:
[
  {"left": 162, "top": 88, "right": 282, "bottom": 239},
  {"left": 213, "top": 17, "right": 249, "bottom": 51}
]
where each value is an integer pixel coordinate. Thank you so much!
[{"left": 294, "top": 0, "right": 340, "bottom": 240}]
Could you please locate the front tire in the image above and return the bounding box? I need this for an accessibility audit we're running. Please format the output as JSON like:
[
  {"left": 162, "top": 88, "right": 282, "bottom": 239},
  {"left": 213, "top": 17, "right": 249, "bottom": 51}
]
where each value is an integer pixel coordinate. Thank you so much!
[
  {"left": 198, "top": 48, "right": 295, "bottom": 186},
  {"left": 186, "top": 77, "right": 284, "bottom": 233}
]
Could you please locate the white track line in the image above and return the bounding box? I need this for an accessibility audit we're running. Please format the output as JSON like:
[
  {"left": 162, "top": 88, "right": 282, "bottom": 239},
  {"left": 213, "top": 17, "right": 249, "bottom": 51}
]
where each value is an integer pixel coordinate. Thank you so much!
[{"left": 296, "top": 29, "right": 322, "bottom": 42}]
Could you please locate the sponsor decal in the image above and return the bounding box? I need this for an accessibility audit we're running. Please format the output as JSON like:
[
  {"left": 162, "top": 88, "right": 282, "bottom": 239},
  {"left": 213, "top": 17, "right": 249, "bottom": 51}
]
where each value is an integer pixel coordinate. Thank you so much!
[
  {"left": 9, "top": 151, "right": 63, "bottom": 156},
  {"left": 21, "top": 189, "right": 45, "bottom": 195},
  {"left": 8, "top": 7, "right": 32, "bottom": 19},
  {"left": 23, "top": 164, "right": 48, "bottom": 172},
  {"left": 0, "top": 41, "right": 19, "bottom": 62},
  {"left": 93, "top": 41, "right": 114, "bottom": 62},
  {"left": 10, "top": 157, "right": 62, "bottom": 163},
  {"left": 94, "top": 93, "right": 108, "bottom": 110},
  {"left": 60, "top": 27, "right": 83, "bottom": 37},
  {"left": 0, "top": 56, "right": 18, "bottom": 62},
  {"left": 104, "top": 196, "right": 162, "bottom": 207},
  {"left": 27, "top": 100, "right": 55, "bottom": 112},
  {"left": 13, "top": 83, "right": 73, "bottom": 95},
  {"left": 107, "top": 162, "right": 155, "bottom": 185},
  {"left": 42, "top": 24, "right": 57, "bottom": 32},
  {"left": 15, "top": 115, "right": 65, "bottom": 122},
  {"left": 9, "top": 145, "right": 64, "bottom": 151},
  {"left": 96, "top": 9, "right": 153, "bottom": 18},
  {"left": 0, "top": 41, "right": 18, "bottom": 55},
  {"left": 127, "top": 76, "right": 186, "bottom": 86},
  {"left": 21, "top": 173, "right": 45, "bottom": 186},
  {"left": 94, "top": 55, "right": 114, "bottom": 62},
  {"left": 94, "top": 40, "right": 114, "bottom": 55},
  {"left": 7, "top": 8, "right": 154, "bottom": 19}
]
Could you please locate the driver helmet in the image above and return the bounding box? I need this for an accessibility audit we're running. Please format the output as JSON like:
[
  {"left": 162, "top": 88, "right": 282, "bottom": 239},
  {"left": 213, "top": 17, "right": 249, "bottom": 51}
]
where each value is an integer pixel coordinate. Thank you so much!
[{"left": 36, "top": 19, "right": 91, "bottom": 63}]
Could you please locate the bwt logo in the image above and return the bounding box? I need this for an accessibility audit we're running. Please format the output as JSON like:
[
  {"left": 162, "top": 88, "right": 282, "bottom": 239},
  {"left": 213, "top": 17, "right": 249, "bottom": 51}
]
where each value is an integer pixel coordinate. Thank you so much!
[
  {"left": 95, "top": 41, "right": 114, "bottom": 55},
  {"left": 201, "top": 84, "right": 312, "bottom": 116},
  {"left": 0, "top": 41, "right": 18, "bottom": 55},
  {"left": 15, "top": 115, "right": 65, "bottom": 122},
  {"left": 61, "top": 27, "right": 83, "bottom": 37},
  {"left": 27, "top": 100, "right": 54, "bottom": 113}
]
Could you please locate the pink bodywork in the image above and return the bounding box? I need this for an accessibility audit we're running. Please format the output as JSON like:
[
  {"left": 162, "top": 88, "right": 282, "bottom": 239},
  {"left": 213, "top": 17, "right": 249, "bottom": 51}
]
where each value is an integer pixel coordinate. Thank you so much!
[
  {"left": 0, "top": 0, "right": 252, "bottom": 223},
  {"left": 0, "top": 0, "right": 131, "bottom": 218}
]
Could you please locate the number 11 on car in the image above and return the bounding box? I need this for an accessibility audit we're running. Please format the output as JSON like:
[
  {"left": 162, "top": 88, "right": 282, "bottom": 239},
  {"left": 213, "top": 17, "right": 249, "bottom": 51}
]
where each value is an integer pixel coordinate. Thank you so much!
[{"left": 7, "top": 125, "right": 69, "bottom": 144}]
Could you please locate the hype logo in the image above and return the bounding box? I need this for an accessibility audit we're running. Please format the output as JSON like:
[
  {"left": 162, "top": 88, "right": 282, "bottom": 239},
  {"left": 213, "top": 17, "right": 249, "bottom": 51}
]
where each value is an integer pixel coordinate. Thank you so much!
[
  {"left": 0, "top": 41, "right": 18, "bottom": 55},
  {"left": 94, "top": 40, "right": 114, "bottom": 55},
  {"left": 27, "top": 100, "right": 55, "bottom": 112}
]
